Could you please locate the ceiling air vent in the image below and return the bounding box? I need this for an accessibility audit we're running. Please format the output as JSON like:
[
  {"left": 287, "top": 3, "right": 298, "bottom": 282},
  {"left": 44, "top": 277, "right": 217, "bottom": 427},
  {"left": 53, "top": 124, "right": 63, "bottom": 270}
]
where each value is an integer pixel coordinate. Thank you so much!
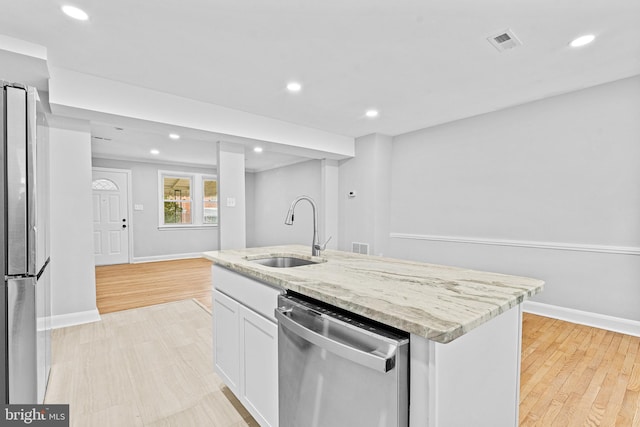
[{"left": 487, "top": 29, "right": 522, "bottom": 52}]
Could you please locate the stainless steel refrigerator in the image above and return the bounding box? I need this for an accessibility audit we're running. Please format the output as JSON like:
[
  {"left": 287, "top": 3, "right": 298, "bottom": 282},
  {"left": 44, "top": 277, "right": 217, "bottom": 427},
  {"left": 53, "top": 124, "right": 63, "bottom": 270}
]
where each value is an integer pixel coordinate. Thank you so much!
[{"left": 0, "top": 82, "right": 51, "bottom": 404}]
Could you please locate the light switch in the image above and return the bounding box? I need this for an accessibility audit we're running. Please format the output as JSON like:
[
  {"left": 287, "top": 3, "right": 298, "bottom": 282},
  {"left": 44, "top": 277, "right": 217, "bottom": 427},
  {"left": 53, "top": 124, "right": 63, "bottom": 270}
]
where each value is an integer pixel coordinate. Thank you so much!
[
  {"left": 134, "top": 204, "right": 144, "bottom": 211},
  {"left": 226, "top": 197, "right": 236, "bottom": 207}
]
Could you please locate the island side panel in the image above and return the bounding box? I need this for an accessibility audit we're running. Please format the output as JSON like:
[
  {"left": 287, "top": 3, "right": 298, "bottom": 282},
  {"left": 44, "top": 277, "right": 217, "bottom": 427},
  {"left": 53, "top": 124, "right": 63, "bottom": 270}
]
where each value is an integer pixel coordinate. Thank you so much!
[{"left": 410, "top": 305, "right": 522, "bottom": 427}]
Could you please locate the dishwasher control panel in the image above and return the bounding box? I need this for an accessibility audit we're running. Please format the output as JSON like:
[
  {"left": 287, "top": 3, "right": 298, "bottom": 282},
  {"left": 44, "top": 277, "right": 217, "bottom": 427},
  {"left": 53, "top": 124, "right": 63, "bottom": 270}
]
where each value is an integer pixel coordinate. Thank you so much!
[{"left": 280, "top": 291, "right": 408, "bottom": 341}]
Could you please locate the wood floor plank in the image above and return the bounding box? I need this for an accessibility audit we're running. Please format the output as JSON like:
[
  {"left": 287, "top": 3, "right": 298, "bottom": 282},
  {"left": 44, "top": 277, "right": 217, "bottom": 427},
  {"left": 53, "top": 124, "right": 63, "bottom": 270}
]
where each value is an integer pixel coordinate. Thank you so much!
[
  {"left": 558, "top": 329, "right": 611, "bottom": 398},
  {"left": 598, "top": 337, "right": 633, "bottom": 426},
  {"left": 520, "top": 319, "right": 582, "bottom": 402},
  {"left": 622, "top": 371, "right": 640, "bottom": 427},
  {"left": 520, "top": 348, "right": 565, "bottom": 418},
  {"left": 519, "top": 328, "right": 592, "bottom": 423},
  {"left": 521, "top": 317, "right": 564, "bottom": 371},
  {"left": 566, "top": 333, "right": 622, "bottom": 427}
]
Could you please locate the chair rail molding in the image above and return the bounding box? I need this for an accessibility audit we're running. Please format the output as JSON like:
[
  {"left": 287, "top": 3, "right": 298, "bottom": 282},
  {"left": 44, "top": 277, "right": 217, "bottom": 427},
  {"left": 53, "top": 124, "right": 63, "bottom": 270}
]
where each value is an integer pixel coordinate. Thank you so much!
[{"left": 389, "top": 233, "right": 640, "bottom": 256}]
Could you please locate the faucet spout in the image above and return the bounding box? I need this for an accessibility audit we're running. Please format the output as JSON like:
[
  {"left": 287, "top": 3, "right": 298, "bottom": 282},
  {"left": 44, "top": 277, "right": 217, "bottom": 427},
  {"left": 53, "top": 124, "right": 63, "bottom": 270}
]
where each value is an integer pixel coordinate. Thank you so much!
[
  {"left": 284, "top": 195, "right": 320, "bottom": 256},
  {"left": 284, "top": 207, "right": 295, "bottom": 225}
]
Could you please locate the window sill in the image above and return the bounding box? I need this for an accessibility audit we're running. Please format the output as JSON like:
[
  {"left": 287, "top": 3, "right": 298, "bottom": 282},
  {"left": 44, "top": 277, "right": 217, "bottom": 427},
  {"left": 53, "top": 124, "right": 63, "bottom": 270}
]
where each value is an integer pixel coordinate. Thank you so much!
[{"left": 158, "top": 224, "right": 218, "bottom": 231}]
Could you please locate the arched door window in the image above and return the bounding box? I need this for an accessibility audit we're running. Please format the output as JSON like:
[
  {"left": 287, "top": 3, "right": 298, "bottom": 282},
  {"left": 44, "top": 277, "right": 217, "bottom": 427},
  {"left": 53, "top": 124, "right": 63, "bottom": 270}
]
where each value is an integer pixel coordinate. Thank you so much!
[{"left": 92, "top": 178, "right": 119, "bottom": 191}]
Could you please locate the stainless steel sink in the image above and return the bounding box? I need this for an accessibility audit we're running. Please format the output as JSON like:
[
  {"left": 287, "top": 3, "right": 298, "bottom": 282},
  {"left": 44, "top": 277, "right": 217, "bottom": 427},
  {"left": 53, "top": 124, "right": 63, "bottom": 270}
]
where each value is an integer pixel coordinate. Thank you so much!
[{"left": 249, "top": 256, "right": 321, "bottom": 268}]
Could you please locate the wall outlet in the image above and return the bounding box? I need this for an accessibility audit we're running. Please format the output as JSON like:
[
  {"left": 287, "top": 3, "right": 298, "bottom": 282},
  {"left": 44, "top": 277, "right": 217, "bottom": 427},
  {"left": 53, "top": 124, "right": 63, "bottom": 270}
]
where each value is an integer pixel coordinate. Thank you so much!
[
  {"left": 226, "top": 197, "right": 236, "bottom": 207},
  {"left": 134, "top": 204, "right": 144, "bottom": 211}
]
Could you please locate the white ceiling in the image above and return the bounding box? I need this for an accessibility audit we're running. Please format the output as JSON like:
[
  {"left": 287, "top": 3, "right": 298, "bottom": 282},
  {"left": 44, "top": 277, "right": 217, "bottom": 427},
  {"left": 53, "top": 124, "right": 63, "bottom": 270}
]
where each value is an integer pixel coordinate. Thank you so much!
[
  {"left": 1, "top": 1, "right": 639, "bottom": 167},
  {"left": 89, "top": 120, "right": 313, "bottom": 172}
]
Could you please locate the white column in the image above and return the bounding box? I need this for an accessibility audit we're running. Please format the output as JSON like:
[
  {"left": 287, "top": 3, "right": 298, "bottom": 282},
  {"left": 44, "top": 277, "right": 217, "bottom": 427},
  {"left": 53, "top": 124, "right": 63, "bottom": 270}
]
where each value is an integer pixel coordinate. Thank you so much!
[
  {"left": 371, "top": 134, "right": 392, "bottom": 257},
  {"left": 217, "top": 141, "right": 246, "bottom": 250},
  {"left": 49, "top": 122, "right": 100, "bottom": 325},
  {"left": 338, "top": 133, "right": 392, "bottom": 256},
  {"left": 320, "top": 159, "right": 339, "bottom": 250}
]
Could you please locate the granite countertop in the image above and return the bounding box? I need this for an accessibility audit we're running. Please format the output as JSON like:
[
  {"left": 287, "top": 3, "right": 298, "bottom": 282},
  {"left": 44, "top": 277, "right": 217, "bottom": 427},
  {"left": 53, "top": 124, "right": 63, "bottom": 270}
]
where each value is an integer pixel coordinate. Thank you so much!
[{"left": 203, "top": 245, "right": 544, "bottom": 343}]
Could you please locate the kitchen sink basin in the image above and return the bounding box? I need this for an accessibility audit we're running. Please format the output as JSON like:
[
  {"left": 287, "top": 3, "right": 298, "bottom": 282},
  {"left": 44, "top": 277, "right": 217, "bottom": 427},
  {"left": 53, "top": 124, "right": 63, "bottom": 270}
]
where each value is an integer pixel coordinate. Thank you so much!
[{"left": 249, "top": 256, "right": 321, "bottom": 268}]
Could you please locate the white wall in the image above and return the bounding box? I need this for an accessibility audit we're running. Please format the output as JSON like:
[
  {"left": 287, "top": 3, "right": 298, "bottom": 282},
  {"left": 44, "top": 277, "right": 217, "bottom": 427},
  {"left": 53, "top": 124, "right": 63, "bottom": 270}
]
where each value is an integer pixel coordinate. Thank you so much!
[
  {"left": 339, "top": 134, "right": 392, "bottom": 256},
  {"left": 92, "top": 158, "right": 218, "bottom": 260},
  {"left": 387, "top": 75, "right": 640, "bottom": 322},
  {"left": 249, "top": 160, "right": 322, "bottom": 248},
  {"left": 49, "top": 126, "right": 99, "bottom": 322}
]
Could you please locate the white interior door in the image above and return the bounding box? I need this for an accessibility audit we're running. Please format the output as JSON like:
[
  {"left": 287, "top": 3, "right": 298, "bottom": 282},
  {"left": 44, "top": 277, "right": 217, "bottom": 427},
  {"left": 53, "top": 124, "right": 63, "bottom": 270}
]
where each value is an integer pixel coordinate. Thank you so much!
[{"left": 92, "top": 168, "right": 130, "bottom": 265}]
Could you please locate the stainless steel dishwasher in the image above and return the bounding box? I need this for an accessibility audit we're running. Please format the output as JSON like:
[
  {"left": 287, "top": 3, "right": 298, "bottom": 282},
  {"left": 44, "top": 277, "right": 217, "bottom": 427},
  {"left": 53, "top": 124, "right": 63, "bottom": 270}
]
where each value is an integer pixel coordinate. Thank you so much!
[{"left": 275, "top": 292, "right": 409, "bottom": 427}]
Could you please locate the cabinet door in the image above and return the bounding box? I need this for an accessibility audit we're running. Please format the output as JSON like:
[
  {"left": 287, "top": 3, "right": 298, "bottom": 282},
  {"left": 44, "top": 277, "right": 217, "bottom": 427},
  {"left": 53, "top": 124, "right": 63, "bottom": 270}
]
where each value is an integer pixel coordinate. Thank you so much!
[
  {"left": 239, "top": 305, "right": 279, "bottom": 427},
  {"left": 213, "top": 290, "right": 240, "bottom": 395}
]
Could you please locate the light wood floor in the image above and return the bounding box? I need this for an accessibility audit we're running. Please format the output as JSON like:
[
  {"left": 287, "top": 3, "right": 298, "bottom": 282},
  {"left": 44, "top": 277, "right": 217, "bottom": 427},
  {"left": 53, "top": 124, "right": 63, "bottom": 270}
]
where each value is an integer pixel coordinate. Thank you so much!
[
  {"left": 87, "top": 259, "right": 639, "bottom": 426},
  {"left": 96, "top": 258, "right": 213, "bottom": 314},
  {"left": 520, "top": 313, "right": 640, "bottom": 426},
  {"left": 45, "top": 299, "right": 258, "bottom": 426}
]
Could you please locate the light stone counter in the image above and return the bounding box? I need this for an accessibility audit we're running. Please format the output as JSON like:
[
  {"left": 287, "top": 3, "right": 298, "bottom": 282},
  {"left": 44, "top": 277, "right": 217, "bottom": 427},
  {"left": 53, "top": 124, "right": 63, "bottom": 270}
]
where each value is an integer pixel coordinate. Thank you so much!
[{"left": 202, "top": 244, "right": 544, "bottom": 344}]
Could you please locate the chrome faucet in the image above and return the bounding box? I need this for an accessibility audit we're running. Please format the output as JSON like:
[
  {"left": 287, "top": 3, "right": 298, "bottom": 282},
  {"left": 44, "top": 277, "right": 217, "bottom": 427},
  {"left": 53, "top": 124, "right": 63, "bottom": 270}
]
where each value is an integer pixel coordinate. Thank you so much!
[{"left": 285, "top": 195, "right": 331, "bottom": 256}]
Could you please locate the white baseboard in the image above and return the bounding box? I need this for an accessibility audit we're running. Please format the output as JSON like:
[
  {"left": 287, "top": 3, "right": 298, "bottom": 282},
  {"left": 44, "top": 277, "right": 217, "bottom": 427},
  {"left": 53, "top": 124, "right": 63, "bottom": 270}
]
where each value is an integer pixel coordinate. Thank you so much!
[
  {"left": 523, "top": 301, "right": 640, "bottom": 337},
  {"left": 51, "top": 308, "right": 101, "bottom": 330},
  {"left": 132, "top": 252, "right": 205, "bottom": 263}
]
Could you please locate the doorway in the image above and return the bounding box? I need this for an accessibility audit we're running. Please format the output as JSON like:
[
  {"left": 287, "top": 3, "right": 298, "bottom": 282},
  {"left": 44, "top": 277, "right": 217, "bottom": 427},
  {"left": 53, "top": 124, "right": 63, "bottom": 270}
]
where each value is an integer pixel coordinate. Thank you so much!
[{"left": 92, "top": 167, "right": 132, "bottom": 265}]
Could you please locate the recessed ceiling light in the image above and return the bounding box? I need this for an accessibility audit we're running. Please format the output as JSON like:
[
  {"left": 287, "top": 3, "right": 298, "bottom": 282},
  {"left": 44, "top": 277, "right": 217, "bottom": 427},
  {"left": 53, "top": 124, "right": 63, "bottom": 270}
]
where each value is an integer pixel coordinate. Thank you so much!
[
  {"left": 169, "top": 133, "right": 180, "bottom": 140},
  {"left": 253, "top": 147, "right": 263, "bottom": 153},
  {"left": 570, "top": 34, "right": 595, "bottom": 48},
  {"left": 286, "top": 82, "right": 302, "bottom": 92},
  {"left": 61, "top": 5, "right": 89, "bottom": 21},
  {"left": 150, "top": 149, "right": 160, "bottom": 155},
  {"left": 365, "top": 110, "right": 379, "bottom": 118}
]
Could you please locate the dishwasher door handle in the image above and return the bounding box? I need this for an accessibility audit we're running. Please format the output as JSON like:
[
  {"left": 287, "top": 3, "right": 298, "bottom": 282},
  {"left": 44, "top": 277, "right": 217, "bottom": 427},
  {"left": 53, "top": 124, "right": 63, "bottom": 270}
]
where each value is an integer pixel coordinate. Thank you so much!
[{"left": 275, "top": 307, "right": 396, "bottom": 373}]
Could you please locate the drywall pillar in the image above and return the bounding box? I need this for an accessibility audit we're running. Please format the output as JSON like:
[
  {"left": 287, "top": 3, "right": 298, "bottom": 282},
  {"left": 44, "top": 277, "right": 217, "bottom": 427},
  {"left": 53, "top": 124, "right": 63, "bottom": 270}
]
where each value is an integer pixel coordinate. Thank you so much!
[
  {"left": 338, "top": 133, "right": 392, "bottom": 256},
  {"left": 320, "top": 159, "right": 339, "bottom": 250},
  {"left": 49, "top": 120, "right": 100, "bottom": 327},
  {"left": 217, "top": 141, "right": 246, "bottom": 249}
]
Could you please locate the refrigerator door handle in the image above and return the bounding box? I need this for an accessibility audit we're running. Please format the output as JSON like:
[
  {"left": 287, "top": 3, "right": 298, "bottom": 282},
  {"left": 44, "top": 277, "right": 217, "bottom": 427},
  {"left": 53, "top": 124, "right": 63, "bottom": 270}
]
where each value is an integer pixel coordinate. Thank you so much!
[
  {"left": 26, "top": 87, "right": 38, "bottom": 276},
  {"left": 6, "top": 85, "right": 28, "bottom": 276}
]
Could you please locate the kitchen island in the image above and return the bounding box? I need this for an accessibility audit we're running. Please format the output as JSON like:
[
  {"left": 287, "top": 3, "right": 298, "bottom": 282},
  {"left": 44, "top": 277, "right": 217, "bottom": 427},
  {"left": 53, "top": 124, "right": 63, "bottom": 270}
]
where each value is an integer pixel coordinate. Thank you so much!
[{"left": 203, "top": 245, "right": 544, "bottom": 427}]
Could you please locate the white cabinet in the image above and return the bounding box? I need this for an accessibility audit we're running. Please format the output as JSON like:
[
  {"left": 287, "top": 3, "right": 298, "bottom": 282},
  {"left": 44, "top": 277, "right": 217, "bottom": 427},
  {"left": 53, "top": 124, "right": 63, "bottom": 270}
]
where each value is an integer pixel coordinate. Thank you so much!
[
  {"left": 212, "top": 289, "right": 240, "bottom": 394},
  {"left": 238, "top": 305, "right": 278, "bottom": 426},
  {"left": 212, "top": 265, "right": 280, "bottom": 427}
]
